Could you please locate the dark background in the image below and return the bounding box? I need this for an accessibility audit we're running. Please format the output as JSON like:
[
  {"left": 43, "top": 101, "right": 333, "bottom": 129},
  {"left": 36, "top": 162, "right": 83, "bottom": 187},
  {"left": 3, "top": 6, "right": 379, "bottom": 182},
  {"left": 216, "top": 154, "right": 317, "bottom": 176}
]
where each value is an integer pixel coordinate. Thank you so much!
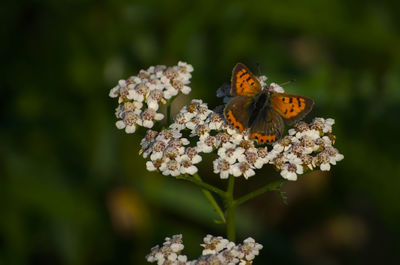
[{"left": 2, "top": 0, "right": 400, "bottom": 264}]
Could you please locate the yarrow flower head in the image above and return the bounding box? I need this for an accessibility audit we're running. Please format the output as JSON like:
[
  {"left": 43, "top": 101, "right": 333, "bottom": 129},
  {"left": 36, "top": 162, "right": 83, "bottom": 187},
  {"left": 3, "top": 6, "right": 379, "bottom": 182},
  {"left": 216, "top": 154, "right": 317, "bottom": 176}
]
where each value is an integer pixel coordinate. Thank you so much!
[
  {"left": 110, "top": 62, "right": 194, "bottom": 133},
  {"left": 113, "top": 62, "right": 343, "bottom": 182},
  {"left": 142, "top": 97, "right": 343, "bottom": 180},
  {"left": 146, "top": 234, "right": 263, "bottom": 265}
]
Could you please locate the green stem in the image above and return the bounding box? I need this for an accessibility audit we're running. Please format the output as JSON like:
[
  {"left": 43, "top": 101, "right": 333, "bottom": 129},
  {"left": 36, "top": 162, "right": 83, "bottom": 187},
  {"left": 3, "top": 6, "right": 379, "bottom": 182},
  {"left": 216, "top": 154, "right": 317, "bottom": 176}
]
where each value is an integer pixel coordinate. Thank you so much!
[
  {"left": 192, "top": 174, "right": 225, "bottom": 223},
  {"left": 225, "top": 176, "right": 236, "bottom": 242},
  {"left": 175, "top": 174, "right": 226, "bottom": 199},
  {"left": 233, "top": 179, "right": 284, "bottom": 207}
]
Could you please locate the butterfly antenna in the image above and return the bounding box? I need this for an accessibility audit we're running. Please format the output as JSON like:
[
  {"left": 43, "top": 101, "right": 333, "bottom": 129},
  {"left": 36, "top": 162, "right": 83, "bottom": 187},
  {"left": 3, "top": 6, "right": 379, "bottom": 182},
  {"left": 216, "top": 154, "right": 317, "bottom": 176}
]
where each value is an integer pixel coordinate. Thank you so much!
[{"left": 279, "top": 79, "right": 296, "bottom": 86}]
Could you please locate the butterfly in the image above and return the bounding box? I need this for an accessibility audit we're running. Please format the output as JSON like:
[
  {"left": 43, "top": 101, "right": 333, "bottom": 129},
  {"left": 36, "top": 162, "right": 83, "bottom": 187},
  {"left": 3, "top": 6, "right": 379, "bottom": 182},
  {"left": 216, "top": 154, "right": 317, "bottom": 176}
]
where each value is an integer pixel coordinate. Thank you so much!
[{"left": 224, "top": 63, "right": 314, "bottom": 144}]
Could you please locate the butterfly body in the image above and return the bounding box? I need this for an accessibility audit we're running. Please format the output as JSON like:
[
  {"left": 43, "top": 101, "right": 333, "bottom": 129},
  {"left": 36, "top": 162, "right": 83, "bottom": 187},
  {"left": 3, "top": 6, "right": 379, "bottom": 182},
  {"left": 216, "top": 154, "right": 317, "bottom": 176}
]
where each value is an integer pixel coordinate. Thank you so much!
[{"left": 224, "top": 63, "right": 314, "bottom": 144}]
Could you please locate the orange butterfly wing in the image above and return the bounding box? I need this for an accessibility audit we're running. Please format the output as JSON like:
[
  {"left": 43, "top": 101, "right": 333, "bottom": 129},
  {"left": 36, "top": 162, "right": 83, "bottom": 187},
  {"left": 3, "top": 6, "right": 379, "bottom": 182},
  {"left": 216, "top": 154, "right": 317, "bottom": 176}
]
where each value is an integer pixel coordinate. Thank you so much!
[
  {"left": 224, "top": 96, "right": 251, "bottom": 133},
  {"left": 249, "top": 107, "right": 284, "bottom": 144},
  {"left": 231, "top": 63, "right": 262, "bottom": 96},
  {"left": 270, "top": 93, "right": 314, "bottom": 124}
]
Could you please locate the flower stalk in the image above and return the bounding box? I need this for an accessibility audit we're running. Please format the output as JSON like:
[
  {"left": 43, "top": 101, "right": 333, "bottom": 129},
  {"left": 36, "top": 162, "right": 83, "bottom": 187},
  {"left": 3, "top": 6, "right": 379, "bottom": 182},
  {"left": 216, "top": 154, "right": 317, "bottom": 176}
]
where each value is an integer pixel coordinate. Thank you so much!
[
  {"left": 192, "top": 174, "right": 226, "bottom": 223},
  {"left": 176, "top": 174, "right": 226, "bottom": 198},
  {"left": 180, "top": 172, "right": 284, "bottom": 241},
  {"left": 225, "top": 175, "right": 236, "bottom": 241},
  {"left": 233, "top": 179, "right": 284, "bottom": 207}
]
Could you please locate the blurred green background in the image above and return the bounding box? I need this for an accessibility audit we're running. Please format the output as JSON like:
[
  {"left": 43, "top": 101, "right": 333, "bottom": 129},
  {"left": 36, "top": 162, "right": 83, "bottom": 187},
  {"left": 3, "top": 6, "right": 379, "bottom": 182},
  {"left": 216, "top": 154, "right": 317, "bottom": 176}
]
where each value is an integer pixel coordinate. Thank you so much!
[{"left": 2, "top": 0, "right": 400, "bottom": 264}]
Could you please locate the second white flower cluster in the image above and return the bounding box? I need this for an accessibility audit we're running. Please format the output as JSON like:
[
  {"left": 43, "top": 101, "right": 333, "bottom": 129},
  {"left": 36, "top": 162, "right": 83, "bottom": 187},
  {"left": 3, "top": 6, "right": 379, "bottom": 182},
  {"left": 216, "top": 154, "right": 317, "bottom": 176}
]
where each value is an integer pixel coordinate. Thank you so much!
[{"left": 146, "top": 234, "right": 263, "bottom": 265}]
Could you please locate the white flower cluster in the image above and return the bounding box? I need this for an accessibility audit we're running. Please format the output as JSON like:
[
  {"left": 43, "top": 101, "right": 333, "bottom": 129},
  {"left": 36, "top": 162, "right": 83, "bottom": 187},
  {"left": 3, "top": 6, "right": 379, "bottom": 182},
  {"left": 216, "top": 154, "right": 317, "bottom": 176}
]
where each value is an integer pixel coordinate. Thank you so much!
[
  {"left": 141, "top": 128, "right": 202, "bottom": 176},
  {"left": 146, "top": 234, "right": 263, "bottom": 265},
  {"left": 115, "top": 63, "right": 343, "bottom": 181},
  {"left": 141, "top": 99, "right": 261, "bottom": 179},
  {"left": 141, "top": 97, "right": 343, "bottom": 180},
  {"left": 109, "top": 62, "right": 194, "bottom": 133},
  {"left": 268, "top": 118, "right": 344, "bottom": 180},
  {"left": 146, "top": 234, "right": 187, "bottom": 265}
]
